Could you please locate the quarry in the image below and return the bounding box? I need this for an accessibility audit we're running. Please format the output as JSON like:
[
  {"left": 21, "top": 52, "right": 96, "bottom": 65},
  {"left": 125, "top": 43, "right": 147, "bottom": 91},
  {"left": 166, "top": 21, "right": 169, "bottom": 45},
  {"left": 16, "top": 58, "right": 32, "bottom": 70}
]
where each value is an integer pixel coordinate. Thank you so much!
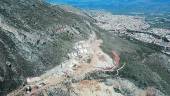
[{"left": 0, "top": 0, "right": 170, "bottom": 96}]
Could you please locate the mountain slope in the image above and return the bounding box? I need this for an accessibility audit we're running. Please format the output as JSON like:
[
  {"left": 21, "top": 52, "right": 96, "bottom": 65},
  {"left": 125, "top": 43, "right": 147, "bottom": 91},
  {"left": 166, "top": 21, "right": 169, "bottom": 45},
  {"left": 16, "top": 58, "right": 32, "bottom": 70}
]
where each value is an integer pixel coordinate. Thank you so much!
[
  {"left": 0, "top": 0, "right": 95, "bottom": 95},
  {"left": 0, "top": 0, "right": 170, "bottom": 96}
]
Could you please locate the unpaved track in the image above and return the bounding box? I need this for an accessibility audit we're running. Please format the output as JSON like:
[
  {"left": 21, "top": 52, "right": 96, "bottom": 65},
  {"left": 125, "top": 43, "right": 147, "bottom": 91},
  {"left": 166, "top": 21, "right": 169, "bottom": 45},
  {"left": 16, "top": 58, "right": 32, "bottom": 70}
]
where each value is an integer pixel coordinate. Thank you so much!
[{"left": 8, "top": 35, "right": 120, "bottom": 96}]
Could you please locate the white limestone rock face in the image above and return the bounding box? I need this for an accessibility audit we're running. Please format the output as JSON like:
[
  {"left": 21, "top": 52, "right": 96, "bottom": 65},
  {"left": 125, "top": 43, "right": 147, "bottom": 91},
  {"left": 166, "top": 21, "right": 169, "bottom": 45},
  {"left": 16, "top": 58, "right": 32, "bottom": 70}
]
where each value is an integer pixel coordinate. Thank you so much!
[
  {"left": 166, "top": 35, "right": 170, "bottom": 42},
  {"left": 1, "top": 1, "right": 170, "bottom": 96},
  {"left": 0, "top": 0, "right": 95, "bottom": 95}
]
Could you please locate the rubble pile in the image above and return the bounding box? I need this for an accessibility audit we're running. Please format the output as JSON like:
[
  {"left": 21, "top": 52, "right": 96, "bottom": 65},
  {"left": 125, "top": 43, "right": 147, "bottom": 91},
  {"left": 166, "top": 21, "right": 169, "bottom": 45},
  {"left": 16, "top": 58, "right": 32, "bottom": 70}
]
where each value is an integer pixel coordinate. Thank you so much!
[{"left": 8, "top": 34, "right": 120, "bottom": 96}]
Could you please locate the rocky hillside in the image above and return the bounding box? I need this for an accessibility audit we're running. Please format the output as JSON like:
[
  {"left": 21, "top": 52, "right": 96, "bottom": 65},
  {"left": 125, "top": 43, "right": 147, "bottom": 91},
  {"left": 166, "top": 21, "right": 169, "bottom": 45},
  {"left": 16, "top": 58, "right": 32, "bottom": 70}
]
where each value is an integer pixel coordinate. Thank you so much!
[
  {"left": 0, "top": 0, "right": 170, "bottom": 96},
  {"left": 0, "top": 0, "right": 96, "bottom": 95}
]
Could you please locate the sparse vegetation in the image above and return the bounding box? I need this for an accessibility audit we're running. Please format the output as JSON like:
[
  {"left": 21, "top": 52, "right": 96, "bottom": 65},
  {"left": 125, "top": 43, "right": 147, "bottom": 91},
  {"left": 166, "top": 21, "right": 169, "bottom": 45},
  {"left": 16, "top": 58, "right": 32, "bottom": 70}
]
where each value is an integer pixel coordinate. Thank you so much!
[{"left": 1, "top": 0, "right": 170, "bottom": 96}]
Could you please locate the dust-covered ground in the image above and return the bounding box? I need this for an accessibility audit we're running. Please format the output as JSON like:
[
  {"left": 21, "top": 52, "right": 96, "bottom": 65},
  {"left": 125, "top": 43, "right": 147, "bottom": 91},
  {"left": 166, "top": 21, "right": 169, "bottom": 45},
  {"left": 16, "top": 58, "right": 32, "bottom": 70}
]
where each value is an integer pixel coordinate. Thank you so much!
[{"left": 0, "top": 0, "right": 170, "bottom": 96}]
